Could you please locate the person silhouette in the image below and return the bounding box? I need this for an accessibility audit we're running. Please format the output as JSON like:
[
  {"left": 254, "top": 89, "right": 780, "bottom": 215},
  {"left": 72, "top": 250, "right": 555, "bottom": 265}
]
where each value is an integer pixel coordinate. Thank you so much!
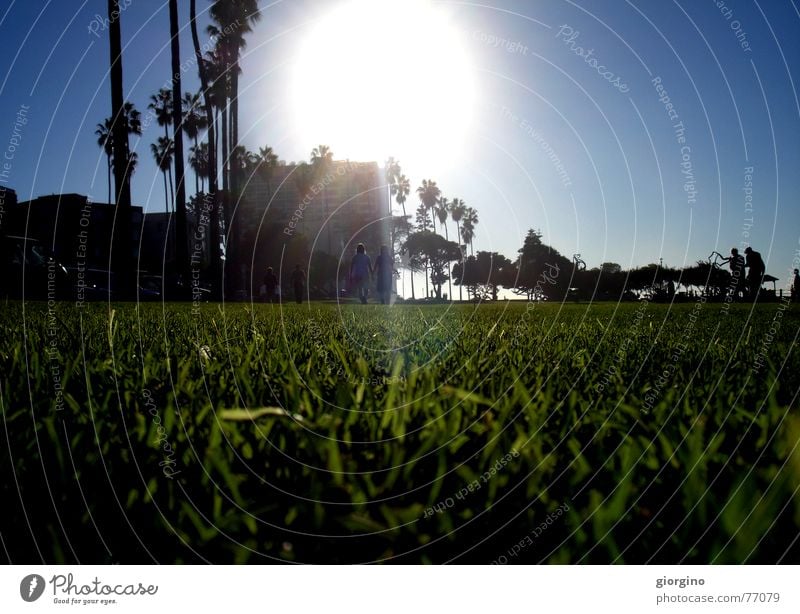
[
  {"left": 262, "top": 266, "right": 278, "bottom": 303},
  {"left": 792, "top": 268, "right": 800, "bottom": 302},
  {"left": 349, "top": 243, "right": 372, "bottom": 304},
  {"left": 744, "top": 246, "right": 765, "bottom": 299},
  {"left": 721, "top": 247, "right": 746, "bottom": 299},
  {"left": 373, "top": 245, "right": 393, "bottom": 305},
  {"left": 291, "top": 264, "right": 306, "bottom": 304}
]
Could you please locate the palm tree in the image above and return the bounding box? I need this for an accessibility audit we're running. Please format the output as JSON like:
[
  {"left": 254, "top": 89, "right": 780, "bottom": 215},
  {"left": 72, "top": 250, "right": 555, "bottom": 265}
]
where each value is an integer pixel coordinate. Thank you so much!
[
  {"left": 188, "top": 142, "right": 210, "bottom": 192},
  {"left": 148, "top": 87, "right": 173, "bottom": 140},
  {"left": 461, "top": 206, "right": 479, "bottom": 256},
  {"left": 190, "top": 0, "right": 221, "bottom": 298},
  {"left": 210, "top": 0, "right": 261, "bottom": 198},
  {"left": 107, "top": 0, "right": 134, "bottom": 296},
  {"left": 416, "top": 179, "right": 441, "bottom": 234},
  {"left": 435, "top": 198, "right": 452, "bottom": 299},
  {"left": 205, "top": 42, "right": 231, "bottom": 192},
  {"left": 126, "top": 150, "right": 139, "bottom": 177},
  {"left": 310, "top": 144, "right": 333, "bottom": 171},
  {"left": 95, "top": 119, "right": 114, "bottom": 204},
  {"left": 181, "top": 91, "right": 207, "bottom": 194},
  {"left": 151, "top": 137, "right": 175, "bottom": 213},
  {"left": 385, "top": 156, "right": 401, "bottom": 215},
  {"left": 450, "top": 198, "right": 466, "bottom": 300},
  {"left": 394, "top": 173, "right": 412, "bottom": 298},
  {"left": 169, "top": 0, "right": 189, "bottom": 283}
]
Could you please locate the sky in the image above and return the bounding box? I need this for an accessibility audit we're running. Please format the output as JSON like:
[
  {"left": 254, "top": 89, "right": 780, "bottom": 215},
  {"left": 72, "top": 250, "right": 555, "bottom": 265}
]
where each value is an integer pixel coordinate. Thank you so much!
[{"left": 0, "top": 0, "right": 798, "bottom": 287}]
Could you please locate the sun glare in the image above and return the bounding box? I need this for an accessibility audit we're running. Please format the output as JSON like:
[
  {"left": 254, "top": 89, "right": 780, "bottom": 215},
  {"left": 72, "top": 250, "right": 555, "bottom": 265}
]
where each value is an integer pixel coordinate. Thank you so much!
[{"left": 290, "top": 0, "right": 476, "bottom": 169}]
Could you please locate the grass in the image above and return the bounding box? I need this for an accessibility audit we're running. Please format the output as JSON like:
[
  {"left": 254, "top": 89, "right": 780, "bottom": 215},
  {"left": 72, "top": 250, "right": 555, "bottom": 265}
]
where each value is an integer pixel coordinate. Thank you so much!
[{"left": 1, "top": 300, "right": 799, "bottom": 563}]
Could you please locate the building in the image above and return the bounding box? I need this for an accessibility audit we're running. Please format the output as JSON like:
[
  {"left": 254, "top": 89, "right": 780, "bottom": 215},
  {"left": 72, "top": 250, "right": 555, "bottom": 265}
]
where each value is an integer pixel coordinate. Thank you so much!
[
  {"left": 139, "top": 211, "right": 210, "bottom": 275},
  {"left": 7, "top": 193, "right": 143, "bottom": 272},
  {"left": 233, "top": 159, "right": 390, "bottom": 297}
]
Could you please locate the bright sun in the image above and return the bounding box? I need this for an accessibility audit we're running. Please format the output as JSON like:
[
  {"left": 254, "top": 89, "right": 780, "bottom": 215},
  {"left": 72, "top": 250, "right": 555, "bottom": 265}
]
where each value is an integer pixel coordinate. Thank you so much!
[{"left": 291, "top": 0, "right": 477, "bottom": 169}]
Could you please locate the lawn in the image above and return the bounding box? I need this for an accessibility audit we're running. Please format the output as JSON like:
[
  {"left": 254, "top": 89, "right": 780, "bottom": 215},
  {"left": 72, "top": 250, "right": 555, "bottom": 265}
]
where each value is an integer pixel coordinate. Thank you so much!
[{"left": 1, "top": 300, "right": 798, "bottom": 563}]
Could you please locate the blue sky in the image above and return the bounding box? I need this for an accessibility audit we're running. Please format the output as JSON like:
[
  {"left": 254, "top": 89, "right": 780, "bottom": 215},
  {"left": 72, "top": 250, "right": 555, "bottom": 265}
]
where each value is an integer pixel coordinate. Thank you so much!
[{"left": 0, "top": 0, "right": 798, "bottom": 286}]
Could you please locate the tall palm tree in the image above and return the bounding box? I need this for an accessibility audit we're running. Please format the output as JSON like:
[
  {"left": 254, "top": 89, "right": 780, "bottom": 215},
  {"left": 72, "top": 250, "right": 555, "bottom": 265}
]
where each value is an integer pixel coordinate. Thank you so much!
[
  {"left": 151, "top": 137, "right": 175, "bottom": 213},
  {"left": 461, "top": 206, "right": 479, "bottom": 255},
  {"left": 95, "top": 119, "right": 114, "bottom": 205},
  {"left": 189, "top": 142, "right": 210, "bottom": 193},
  {"left": 148, "top": 87, "right": 173, "bottom": 140},
  {"left": 205, "top": 42, "right": 231, "bottom": 192},
  {"left": 450, "top": 198, "right": 466, "bottom": 300},
  {"left": 210, "top": 0, "right": 261, "bottom": 198},
  {"left": 395, "top": 174, "right": 410, "bottom": 220},
  {"left": 435, "top": 198, "right": 452, "bottom": 299},
  {"left": 310, "top": 144, "right": 333, "bottom": 171},
  {"left": 169, "top": 0, "right": 189, "bottom": 283},
  {"left": 107, "top": 0, "right": 134, "bottom": 296},
  {"left": 385, "top": 156, "right": 401, "bottom": 216},
  {"left": 181, "top": 91, "right": 207, "bottom": 194},
  {"left": 190, "top": 0, "right": 221, "bottom": 298},
  {"left": 394, "top": 173, "right": 412, "bottom": 298},
  {"left": 416, "top": 179, "right": 441, "bottom": 234},
  {"left": 126, "top": 150, "right": 139, "bottom": 177}
]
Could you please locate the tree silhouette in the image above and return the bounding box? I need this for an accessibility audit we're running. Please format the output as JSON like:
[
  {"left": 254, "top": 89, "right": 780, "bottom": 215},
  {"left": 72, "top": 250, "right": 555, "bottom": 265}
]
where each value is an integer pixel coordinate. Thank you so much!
[
  {"left": 107, "top": 0, "right": 134, "bottom": 297},
  {"left": 95, "top": 119, "right": 114, "bottom": 205},
  {"left": 460, "top": 206, "right": 479, "bottom": 255},
  {"left": 181, "top": 91, "right": 208, "bottom": 194},
  {"left": 450, "top": 198, "right": 466, "bottom": 300},
  {"left": 151, "top": 137, "right": 175, "bottom": 213},
  {"left": 190, "top": 0, "right": 221, "bottom": 298},
  {"left": 416, "top": 179, "right": 441, "bottom": 234},
  {"left": 148, "top": 88, "right": 173, "bottom": 140}
]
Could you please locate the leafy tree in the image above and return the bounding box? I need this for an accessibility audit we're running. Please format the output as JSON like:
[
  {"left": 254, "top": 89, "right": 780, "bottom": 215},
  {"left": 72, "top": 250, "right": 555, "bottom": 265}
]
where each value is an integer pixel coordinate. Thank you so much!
[
  {"left": 404, "top": 231, "right": 461, "bottom": 299},
  {"left": 513, "top": 229, "right": 571, "bottom": 300},
  {"left": 453, "top": 251, "right": 514, "bottom": 301}
]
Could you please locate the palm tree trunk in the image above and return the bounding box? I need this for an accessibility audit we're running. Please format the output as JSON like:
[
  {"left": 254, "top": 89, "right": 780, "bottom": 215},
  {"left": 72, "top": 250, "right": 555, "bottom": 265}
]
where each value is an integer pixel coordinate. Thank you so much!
[
  {"left": 193, "top": 136, "right": 200, "bottom": 195},
  {"left": 444, "top": 224, "right": 452, "bottom": 300},
  {"left": 162, "top": 170, "right": 169, "bottom": 214},
  {"left": 230, "top": 59, "right": 239, "bottom": 197},
  {"left": 190, "top": 0, "right": 220, "bottom": 300},
  {"left": 227, "top": 55, "right": 241, "bottom": 298},
  {"left": 168, "top": 163, "right": 175, "bottom": 213},
  {"left": 107, "top": 157, "right": 112, "bottom": 205},
  {"left": 169, "top": 0, "right": 188, "bottom": 284},
  {"left": 424, "top": 259, "right": 429, "bottom": 298},
  {"left": 108, "top": 0, "right": 133, "bottom": 298},
  {"left": 456, "top": 221, "right": 463, "bottom": 301}
]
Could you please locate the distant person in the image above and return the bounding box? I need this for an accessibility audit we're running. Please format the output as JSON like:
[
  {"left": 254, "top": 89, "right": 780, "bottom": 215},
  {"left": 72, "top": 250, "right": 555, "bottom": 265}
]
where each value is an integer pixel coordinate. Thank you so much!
[
  {"left": 792, "top": 268, "right": 800, "bottom": 302},
  {"left": 722, "top": 247, "right": 746, "bottom": 299},
  {"left": 349, "top": 243, "right": 372, "bottom": 304},
  {"left": 373, "top": 245, "right": 393, "bottom": 305},
  {"left": 744, "top": 246, "right": 765, "bottom": 298},
  {"left": 262, "top": 266, "right": 278, "bottom": 303},
  {"left": 291, "top": 264, "right": 306, "bottom": 304}
]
